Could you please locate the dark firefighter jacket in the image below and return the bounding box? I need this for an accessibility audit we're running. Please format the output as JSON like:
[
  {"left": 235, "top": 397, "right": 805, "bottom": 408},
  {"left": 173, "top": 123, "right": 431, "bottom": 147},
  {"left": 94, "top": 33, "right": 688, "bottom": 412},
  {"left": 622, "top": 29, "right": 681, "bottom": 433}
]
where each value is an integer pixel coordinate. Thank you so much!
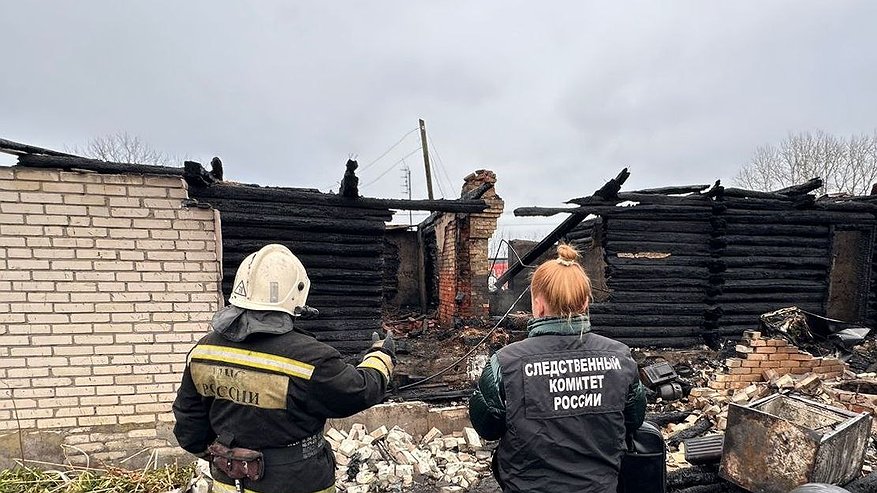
[
  {"left": 173, "top": 306, "right": 389, "bottom": 493},
  {"left": 469, "top": 315, "right": 646, "bottom": 493}
]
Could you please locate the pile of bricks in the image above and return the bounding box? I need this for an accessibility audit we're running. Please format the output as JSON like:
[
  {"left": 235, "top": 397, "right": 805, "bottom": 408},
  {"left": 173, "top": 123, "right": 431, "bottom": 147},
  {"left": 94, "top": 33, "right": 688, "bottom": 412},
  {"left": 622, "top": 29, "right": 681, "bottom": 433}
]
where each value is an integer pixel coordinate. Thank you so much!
[
  {"left": 708, "top": 330, "right": 846, "bottom": 391},
  {"left": 327, "top": 424, "right": 491, "bottom": 492}
]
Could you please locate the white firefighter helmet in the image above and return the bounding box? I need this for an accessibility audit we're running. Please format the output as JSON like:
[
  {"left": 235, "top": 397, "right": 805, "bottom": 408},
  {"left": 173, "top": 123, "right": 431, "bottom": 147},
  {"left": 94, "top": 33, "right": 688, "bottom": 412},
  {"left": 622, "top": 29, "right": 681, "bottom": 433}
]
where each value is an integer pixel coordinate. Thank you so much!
[{"left": 228, "top": 244, "right": 311, "bottom": 316}]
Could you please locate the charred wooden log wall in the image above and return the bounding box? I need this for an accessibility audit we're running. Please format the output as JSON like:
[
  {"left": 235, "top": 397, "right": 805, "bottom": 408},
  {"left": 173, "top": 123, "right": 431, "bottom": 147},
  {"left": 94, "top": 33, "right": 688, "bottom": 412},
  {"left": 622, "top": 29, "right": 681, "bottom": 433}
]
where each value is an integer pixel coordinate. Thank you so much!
[
  {"left": 712, "top": 197, "right": 830, "bottom": 338},
  {"left": 563, "top": 192, "right": 877, "bottom": 347},
  {"left": 189, "top": 184, "right": 393, "bottom": 353},
  {"left": 566, "top": 196, "right": 717, "bottom": 348}
]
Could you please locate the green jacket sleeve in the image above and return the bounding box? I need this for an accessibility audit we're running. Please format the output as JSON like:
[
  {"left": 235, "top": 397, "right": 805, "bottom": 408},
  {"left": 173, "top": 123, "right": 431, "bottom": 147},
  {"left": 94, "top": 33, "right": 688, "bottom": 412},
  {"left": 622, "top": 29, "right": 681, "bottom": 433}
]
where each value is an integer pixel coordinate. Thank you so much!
[
  {"left": 623, "top": 379, "right": 647, "bottom": 434},
  {"left": 468, "top": 353, "right": 506, "bottom": 440}
]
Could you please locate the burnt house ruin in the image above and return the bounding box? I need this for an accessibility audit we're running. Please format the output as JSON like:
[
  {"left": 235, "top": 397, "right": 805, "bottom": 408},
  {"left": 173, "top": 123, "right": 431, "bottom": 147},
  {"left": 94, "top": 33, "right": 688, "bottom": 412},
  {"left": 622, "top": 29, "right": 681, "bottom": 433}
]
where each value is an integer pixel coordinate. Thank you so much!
[
  {"left": 0, "top": 139, "right": 497, "bottom": 354},
  {"left": 498, "top": 169, "right": 877, "bottom": 348}
]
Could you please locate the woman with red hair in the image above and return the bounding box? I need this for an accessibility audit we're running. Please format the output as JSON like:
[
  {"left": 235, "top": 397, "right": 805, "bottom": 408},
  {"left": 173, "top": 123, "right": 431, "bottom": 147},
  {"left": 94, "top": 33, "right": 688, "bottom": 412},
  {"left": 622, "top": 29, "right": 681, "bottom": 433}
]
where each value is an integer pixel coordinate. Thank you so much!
[{"left": 469, "top": 244, "right": 645, "bottom": 492}]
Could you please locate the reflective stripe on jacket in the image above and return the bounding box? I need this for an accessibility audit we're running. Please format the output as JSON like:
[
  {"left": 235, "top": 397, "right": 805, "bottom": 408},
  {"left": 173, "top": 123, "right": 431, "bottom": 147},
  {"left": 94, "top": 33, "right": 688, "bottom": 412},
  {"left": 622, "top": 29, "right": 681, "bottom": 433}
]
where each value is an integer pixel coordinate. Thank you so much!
[{"left": 173, "top": 325, "right": 387, "bottom": 493}]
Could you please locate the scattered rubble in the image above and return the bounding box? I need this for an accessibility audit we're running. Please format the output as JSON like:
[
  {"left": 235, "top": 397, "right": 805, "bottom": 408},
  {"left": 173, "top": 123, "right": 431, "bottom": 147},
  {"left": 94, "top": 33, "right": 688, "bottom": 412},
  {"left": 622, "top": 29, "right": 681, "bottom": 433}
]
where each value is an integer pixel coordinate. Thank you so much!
[
  {"left": 326, "top": 424, "right": 493, "bottom": 492},
  {"left": 645, "top": 330, "right": 877, "bottom": 492}
]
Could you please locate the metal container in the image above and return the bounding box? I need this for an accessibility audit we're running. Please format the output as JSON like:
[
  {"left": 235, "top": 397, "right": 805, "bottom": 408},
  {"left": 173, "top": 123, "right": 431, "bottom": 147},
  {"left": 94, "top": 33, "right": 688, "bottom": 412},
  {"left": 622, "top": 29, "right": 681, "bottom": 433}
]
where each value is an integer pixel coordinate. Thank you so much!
[{"left": 720, "top": 394, "right": 872, "bottom": 493}]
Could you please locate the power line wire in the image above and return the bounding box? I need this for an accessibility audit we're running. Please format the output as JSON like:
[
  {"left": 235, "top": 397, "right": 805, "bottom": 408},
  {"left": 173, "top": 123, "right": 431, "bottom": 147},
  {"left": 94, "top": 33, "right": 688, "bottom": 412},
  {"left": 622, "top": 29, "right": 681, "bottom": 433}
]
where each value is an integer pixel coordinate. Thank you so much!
[
  {"left": 360, "top": 128, "right": 419, "bottom": 173},
  {"left": 427, "top": 133, "right": 456, "bottom": 196},
  {"left": 361, "top": 147, "right": 423, "bottom": 189}
]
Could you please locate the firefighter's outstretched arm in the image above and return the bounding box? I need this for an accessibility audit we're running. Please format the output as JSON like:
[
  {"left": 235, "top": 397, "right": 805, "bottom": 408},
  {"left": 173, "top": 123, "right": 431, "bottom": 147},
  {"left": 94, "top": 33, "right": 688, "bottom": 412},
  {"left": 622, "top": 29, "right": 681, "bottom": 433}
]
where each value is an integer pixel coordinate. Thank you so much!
[{"left": 306, "top": 335, "right": 395, "bottom": 418}]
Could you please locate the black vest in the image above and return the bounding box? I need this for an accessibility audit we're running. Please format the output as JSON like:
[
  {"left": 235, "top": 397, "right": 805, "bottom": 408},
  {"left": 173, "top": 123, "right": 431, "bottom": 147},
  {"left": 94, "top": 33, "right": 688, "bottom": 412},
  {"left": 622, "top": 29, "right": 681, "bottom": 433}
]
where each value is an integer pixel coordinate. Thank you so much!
[{"left": 496, "top": 332, "right": 639, "bottom": 493}]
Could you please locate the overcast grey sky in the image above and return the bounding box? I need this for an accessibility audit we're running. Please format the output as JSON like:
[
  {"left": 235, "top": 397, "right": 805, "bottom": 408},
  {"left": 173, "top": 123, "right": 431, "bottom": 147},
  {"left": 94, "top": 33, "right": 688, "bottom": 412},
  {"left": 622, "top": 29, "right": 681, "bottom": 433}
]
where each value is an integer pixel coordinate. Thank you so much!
[{"left": 2, "top": 1, "right": 876, "bottom": 239}]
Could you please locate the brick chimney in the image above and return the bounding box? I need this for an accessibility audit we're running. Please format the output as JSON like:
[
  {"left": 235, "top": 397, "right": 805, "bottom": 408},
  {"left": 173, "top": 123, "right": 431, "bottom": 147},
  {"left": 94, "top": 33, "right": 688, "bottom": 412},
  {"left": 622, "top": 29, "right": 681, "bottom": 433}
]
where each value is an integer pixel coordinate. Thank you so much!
[{"left": 436, "top": 170, "right": 503, "bottom": 327}]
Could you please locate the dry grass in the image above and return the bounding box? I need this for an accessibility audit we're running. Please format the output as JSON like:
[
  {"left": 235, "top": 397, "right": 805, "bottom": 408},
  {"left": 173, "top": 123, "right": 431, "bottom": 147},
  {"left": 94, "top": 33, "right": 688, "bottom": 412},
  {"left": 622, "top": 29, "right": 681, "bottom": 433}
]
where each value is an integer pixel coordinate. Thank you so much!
[{"left": 0, "top": 460, "right": 195, "bottom": 493}]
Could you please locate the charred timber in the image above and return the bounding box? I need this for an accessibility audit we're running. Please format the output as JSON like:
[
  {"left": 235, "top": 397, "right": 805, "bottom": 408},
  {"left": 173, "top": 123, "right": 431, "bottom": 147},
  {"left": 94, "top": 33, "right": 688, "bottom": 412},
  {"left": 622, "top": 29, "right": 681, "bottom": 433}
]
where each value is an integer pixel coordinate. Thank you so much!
[
  {"left": 719, "top": 302, "right": 825, "bottom": 316},
  {"left": 184, "top": 160, "right": 220, "bottom": 187},
  {"left": 592, "top": 326, "right": 702, "bottom": 338},
  {"left": 721, "top": 279, "right": 827, "bottom": 291},
  {"left": 608, "top": 292, "right": 709, "bottom": 304},
  {"left": 307, "top": 330, "right": 383, "bottom": 341},
  {"left": 614, "top": 336, "right": 702, "bottom": 348},
  {"left": 567, "top": 192, "right": 715, "bottom": 207},
  {"left": 297, "top": 321, "right": 381, "bottom": 333},
  {"left": 0, "top": 137, "right": 77, "bottom": 157},
  {"left": 633, "top": 184, "right": 711, "bottom": 195},
  {"left": 606, "top": 265, "right": 709, "bottom": 278},
  {"left": 722, "top": 256, "right": 829, "bottom": 268},
  {"left": 606, "top": 220, "right": 713, "bottom": 234},
  {"left": 223, "top": 267, "right": 383, "bottom": 283},
  {"left": 219, "top": 212, "right": 388, "bottom": 234},
  {"left": 607, "top": 256, "right": 723, "bottom": 269},
  {"left": 724, "top": 223, "right": 829, "bottom": 236},
  {"left": 721, "top": 235, "right": 827, "bottom": 248},
  {"left": 719, "top": 197, "right": 816, "bottom": 211},
  {"left": 221, "top": 226, "right": 383, "bottom": 245},
  {"left": 772, "top": 177, "right": 823, "bottom": 196},
  {"left": 606, "top": 242, "right": 711, "bottom": 256},
  {"left": 590, "top": 314, "right": 705, "bottom": 326},
  {"left": 721, "top": 245, "right": 827, "bottom": 258},
  {"left": 606, "top": 231, "right": 710, "bottom": 243},
  {"left": 722, "top": 187, "right": 799, "bottom": 201},
  {"left": 589, "top": 303, "right": 707, "bottom": 316},
  {"left": 205, "top": 198, "right": 396, "bottom": 220},
  {"left": 722, "top": 269, "right": 826, "bottom": 281},
  {"left": 18, "top": 153, "right": 185, "bottom": 177},
  {"left": 518, "top": 202, "right": 715, "bottom": 217},
  {"left": 224, "top": 240, "right": 384, "bottom": 257},
  {"left": 815, "top": 200, "right": 877, "bottom": 212},
  {"left": 593, "top": 168, "right": 630, "bottom": 200},
  {"left": 714, "top": 292, "right": 826, "bottom": 303},
  {"left": 307, "top": 295, "right": 388, "bottom": 307},
  {"left": 223, "top": 254, "right": 381, "bottom": 271},
  {"left": 667, "top": 416, "right": 713, "bottom": 448},
  {"left": 193, "top": 183, "right": 488, "bottom": 212},
  {"left": 721, "top": 212, "right": 875, "bottom": 224},
  {"left": 609, "top": 279, "right": 710, "bottom": 289}
]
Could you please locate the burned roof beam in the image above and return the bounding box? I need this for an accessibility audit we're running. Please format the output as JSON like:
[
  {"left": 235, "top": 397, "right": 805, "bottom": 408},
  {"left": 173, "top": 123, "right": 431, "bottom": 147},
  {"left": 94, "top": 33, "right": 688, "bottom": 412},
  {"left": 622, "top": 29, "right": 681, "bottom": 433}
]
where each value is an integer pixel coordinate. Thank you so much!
[
  {"left": 375, "top": 197, "right": 488, "bottom": 212},
  {"left": 17, "top": 153, "right": 185, "bottom": 177},
  {"left": 497, "top": 169, "right": 630, "bottom": 288},
  {"left": 632, "top": 184, "right": 711, "bottom": 195},
  {"left": 0, "top": 137, "right": 78, "bottom": 157},
  {"left": 417, "top": 182, "right": 495, "bottom": 230},
  {"left": 195, "top": 182, "right": 488, "bottom": 212},
  {"left": 772, "top": 177, "right": 823, "bottom": 196}
]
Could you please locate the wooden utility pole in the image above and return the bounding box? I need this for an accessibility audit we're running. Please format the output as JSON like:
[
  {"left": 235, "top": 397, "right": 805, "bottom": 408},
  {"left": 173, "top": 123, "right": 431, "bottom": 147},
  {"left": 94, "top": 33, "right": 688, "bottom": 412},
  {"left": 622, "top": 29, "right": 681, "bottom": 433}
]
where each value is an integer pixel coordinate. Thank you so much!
[{"left": 419, "top": 119, "right": 435, "bottom": 200}]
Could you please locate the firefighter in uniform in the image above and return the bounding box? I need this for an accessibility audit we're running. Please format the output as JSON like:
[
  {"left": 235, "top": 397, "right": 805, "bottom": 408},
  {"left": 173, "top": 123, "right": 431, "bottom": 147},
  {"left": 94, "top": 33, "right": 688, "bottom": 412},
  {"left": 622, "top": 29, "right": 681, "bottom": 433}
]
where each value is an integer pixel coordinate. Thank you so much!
[
  {"left": 173, "top": 244, "right": 394, "bottom": 493},
  {"left": 469, "top": 244, "right": 646, "bottom": 493}
]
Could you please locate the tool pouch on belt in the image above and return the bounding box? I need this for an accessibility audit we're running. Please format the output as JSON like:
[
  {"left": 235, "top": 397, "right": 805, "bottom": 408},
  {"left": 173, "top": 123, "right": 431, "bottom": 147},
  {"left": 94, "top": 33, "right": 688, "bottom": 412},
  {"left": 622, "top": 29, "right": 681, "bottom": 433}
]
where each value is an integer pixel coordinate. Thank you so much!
[{"left": 207, "top": 442, "right": 265, "bottom": 481}]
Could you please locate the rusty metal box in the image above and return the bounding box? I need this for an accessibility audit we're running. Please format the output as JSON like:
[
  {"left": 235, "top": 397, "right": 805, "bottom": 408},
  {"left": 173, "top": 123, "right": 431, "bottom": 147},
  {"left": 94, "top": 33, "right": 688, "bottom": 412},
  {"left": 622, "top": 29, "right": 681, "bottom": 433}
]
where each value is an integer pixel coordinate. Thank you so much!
[{"left": 719, "top": 394, "right": 871, "bottom": 493}]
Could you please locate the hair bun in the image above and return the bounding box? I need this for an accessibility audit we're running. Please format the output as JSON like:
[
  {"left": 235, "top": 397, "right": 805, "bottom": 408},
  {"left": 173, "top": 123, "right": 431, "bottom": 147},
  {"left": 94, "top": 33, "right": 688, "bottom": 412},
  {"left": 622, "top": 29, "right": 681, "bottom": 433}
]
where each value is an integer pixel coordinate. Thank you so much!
[{"left": 557, "top": 244, "right": 579, "bottom": 263}]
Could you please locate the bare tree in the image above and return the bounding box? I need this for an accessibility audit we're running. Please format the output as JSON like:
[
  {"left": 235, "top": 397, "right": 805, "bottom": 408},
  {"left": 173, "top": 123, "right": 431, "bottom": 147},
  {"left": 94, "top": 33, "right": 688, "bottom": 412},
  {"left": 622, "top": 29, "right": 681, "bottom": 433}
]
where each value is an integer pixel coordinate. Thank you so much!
[
  {"left": 70, "top": 132, "right": 173, "bottom": 166},
  {"left": 735, "top": 130, "right": 877, "bottom": 195}
]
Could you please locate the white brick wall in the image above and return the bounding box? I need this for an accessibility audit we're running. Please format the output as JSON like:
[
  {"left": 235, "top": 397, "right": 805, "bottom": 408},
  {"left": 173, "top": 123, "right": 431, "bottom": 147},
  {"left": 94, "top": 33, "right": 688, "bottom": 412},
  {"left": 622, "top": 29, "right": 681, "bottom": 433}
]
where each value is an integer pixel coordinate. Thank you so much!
[{"left": 0, "top": 166, "right": 222, "bottom": 463}]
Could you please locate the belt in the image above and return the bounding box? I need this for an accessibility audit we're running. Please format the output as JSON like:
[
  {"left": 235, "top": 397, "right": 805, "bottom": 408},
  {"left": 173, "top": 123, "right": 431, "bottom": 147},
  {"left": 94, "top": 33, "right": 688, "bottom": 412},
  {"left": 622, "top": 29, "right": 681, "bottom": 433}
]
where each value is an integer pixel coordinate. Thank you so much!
[{"left": 261, "top": 433, "right": 326, "bottom": 463}]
